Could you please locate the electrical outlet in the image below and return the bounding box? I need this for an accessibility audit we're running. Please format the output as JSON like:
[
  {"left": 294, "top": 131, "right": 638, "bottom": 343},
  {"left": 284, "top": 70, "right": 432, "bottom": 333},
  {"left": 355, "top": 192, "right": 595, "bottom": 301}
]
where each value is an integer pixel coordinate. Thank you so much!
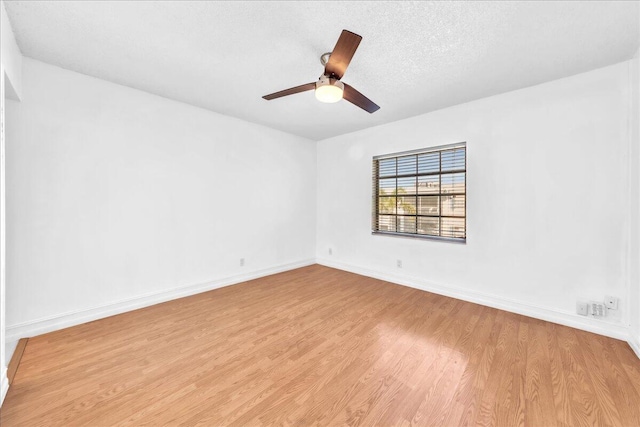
[
  {"left": 240, "top": 258, "right": 245, "bottom": 267},
  {"left": 604, "top": 295, "right": 618, "bottom": 310},
  {"left": 397, "top": 259, "right": 402, "bottom": 268},
  {"left": 576, "top": 302, "right": 588, "bottom": 316},
  {"left": 590, "top": 302, "right": 606, "bottom": 318}
]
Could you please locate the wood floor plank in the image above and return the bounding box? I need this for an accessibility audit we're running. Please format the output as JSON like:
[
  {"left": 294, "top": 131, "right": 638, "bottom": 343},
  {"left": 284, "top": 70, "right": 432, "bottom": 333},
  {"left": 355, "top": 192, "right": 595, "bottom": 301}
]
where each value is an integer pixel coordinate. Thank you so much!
[
  {"left": 440, "top": 307, "right": 497, "bottom": 426},
  {"left": 1, "top": 265, "right": 639, "bottom": 426},
  {"left": 401, "top": 303, "right": 481, "bottom": 427},
  {"left": 230, "top": 292, "right": 427, "bottom": 426},
  {"left": 524, "top": 319, "right": 557, "bottom": 427},
  {"left": 587, "top": 333, "right": 640, "bottom": 425}
]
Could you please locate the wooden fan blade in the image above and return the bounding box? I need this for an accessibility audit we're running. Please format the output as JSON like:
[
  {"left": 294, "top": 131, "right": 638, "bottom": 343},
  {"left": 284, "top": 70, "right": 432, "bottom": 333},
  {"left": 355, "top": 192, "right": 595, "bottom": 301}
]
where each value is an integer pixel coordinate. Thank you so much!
[
  {"left": 343, "top": 83, "right": 380, "bottom": 113},
  {"left": 324, "top": 30, "right": 362, "bottom": 80},
  {"left": 263, "top": 83, "right": 316, "bottom": 100}
]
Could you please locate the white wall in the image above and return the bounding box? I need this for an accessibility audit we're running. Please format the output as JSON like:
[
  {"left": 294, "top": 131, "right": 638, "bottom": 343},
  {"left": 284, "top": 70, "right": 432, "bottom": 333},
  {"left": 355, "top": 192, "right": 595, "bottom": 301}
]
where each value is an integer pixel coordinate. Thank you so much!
[
  {"left": 317, "top": 61, "right": 633, "bottom": 340},
  {"left": 631, "top": 49, "right": 640, "bottom": 356},
  {"left": 0, "top": 62, "right": 8, "bottom": 406},
  {"left": 0, "top": 0, "right": 22, "bottom": 405},
  {"left": 4, "top": 58, "right": 316, "bottom": 340},
  {"left": 1, "top": 0, "right": 22, "bottom": 100},
  {"left": 2, "top": 47, "right": 637, "bottom": 361}
]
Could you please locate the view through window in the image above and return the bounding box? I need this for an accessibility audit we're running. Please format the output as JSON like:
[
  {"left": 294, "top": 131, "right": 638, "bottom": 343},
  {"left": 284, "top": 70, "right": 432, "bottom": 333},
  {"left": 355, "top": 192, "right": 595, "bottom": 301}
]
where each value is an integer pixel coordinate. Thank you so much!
[{"left": 372, "top": 143, "right": 466, "bottom": 241}]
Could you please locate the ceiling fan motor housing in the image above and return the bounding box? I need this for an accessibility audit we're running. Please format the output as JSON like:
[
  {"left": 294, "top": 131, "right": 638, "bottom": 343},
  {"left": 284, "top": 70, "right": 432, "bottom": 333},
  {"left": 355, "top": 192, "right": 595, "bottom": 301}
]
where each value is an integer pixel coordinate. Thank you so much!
[{"left": 316, "top": 75, "right": 343, "bottom": 89}]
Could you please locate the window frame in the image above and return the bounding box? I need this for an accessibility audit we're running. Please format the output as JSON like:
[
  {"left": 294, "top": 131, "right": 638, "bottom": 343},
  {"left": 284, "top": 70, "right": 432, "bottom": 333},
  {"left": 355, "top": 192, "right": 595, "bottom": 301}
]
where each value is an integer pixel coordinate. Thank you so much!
[{"left": 372, "top": 142, "right": 467, "bottom": 243}]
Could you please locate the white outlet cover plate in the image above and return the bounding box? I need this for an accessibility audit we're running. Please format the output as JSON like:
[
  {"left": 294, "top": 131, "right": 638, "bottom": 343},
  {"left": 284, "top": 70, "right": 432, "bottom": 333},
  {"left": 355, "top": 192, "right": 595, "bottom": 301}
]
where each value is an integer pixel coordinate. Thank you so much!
[
  {"left": 576, "top": 302, "right": 588, "bottom": 316},
  {"left": 604, "top": 296, "right": 618, "bottom": 310}
]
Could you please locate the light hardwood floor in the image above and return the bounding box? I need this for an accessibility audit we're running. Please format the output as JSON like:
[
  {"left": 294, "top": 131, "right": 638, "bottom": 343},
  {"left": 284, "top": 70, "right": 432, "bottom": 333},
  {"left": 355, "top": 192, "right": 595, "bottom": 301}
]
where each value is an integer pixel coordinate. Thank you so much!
[{"left": 1, "top": 265, "right": 639, "bottom": 426}]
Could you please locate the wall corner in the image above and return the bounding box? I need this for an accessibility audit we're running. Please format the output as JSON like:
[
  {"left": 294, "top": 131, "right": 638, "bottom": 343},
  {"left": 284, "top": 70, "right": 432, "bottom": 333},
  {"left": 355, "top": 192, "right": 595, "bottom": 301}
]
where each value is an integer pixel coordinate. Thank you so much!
[{"left": 1, "top": 0, "right": 23, "bottom": 101}]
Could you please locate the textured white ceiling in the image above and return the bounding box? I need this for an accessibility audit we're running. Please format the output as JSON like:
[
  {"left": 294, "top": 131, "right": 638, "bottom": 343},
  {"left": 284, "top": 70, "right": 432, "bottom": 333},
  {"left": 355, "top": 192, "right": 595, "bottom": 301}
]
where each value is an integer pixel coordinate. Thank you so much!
[{"left": 4, "top": 1, "right": 640, "bottom": 141}]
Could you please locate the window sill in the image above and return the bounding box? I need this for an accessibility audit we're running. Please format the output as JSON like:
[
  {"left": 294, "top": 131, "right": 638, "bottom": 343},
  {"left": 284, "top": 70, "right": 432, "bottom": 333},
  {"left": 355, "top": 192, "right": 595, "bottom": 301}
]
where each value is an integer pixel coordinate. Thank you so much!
[{"left": 372, "top": 231, "right": 466, "bottom": 244}]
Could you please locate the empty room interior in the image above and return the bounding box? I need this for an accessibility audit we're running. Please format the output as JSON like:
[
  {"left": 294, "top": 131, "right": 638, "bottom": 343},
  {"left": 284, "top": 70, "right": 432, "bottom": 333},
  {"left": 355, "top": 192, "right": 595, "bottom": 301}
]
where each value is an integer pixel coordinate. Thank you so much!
[{"left": 1, "top": 1, "right": 640, "bottom": 425}]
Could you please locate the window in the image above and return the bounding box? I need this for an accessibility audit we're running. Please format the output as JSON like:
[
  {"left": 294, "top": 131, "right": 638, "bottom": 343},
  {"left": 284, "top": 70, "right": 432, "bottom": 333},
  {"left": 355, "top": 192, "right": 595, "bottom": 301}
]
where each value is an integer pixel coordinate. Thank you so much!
[{"left": 372, "top": 143, "right": 466, "bottom": 242}]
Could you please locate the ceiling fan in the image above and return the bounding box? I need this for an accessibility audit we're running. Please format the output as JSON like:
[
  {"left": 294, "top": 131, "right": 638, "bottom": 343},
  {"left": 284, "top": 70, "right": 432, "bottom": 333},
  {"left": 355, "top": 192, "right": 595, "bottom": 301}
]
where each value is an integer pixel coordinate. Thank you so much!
[{"left": 262, "top": 29, "right": 380, "bottom": 113}]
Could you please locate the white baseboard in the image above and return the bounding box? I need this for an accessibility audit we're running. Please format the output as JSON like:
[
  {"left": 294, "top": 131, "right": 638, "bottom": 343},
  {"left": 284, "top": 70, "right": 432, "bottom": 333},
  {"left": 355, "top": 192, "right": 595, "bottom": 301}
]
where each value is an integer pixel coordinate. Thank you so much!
[
  {"left": 629, "top": 332, "right": 640, "bottom": 359},
  {"left": 6, "top": 259, "right": 315, "bottom": 343},
  {"left": 0, "top": 367, "right": 8, "bottom": 406},
  {"left": 317, "top": 258, "right": 631, "bottom": 342},
  {"left": 5, "top": 257, "right": 638, "bottom": 361}
]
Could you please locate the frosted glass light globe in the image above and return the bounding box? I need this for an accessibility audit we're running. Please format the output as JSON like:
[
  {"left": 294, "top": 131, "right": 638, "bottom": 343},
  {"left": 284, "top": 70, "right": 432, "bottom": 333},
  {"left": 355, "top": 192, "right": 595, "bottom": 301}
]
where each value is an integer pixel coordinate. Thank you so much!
[{"left": 315, "top": 78, "right": 344, "bottom": 103}]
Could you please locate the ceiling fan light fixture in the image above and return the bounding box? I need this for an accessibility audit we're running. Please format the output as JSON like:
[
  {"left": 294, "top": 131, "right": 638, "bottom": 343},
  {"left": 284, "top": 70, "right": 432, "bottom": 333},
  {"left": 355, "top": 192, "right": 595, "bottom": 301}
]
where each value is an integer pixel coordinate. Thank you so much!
[{"left": 315, "top": 77, "right": 344, "bottom": 103}]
